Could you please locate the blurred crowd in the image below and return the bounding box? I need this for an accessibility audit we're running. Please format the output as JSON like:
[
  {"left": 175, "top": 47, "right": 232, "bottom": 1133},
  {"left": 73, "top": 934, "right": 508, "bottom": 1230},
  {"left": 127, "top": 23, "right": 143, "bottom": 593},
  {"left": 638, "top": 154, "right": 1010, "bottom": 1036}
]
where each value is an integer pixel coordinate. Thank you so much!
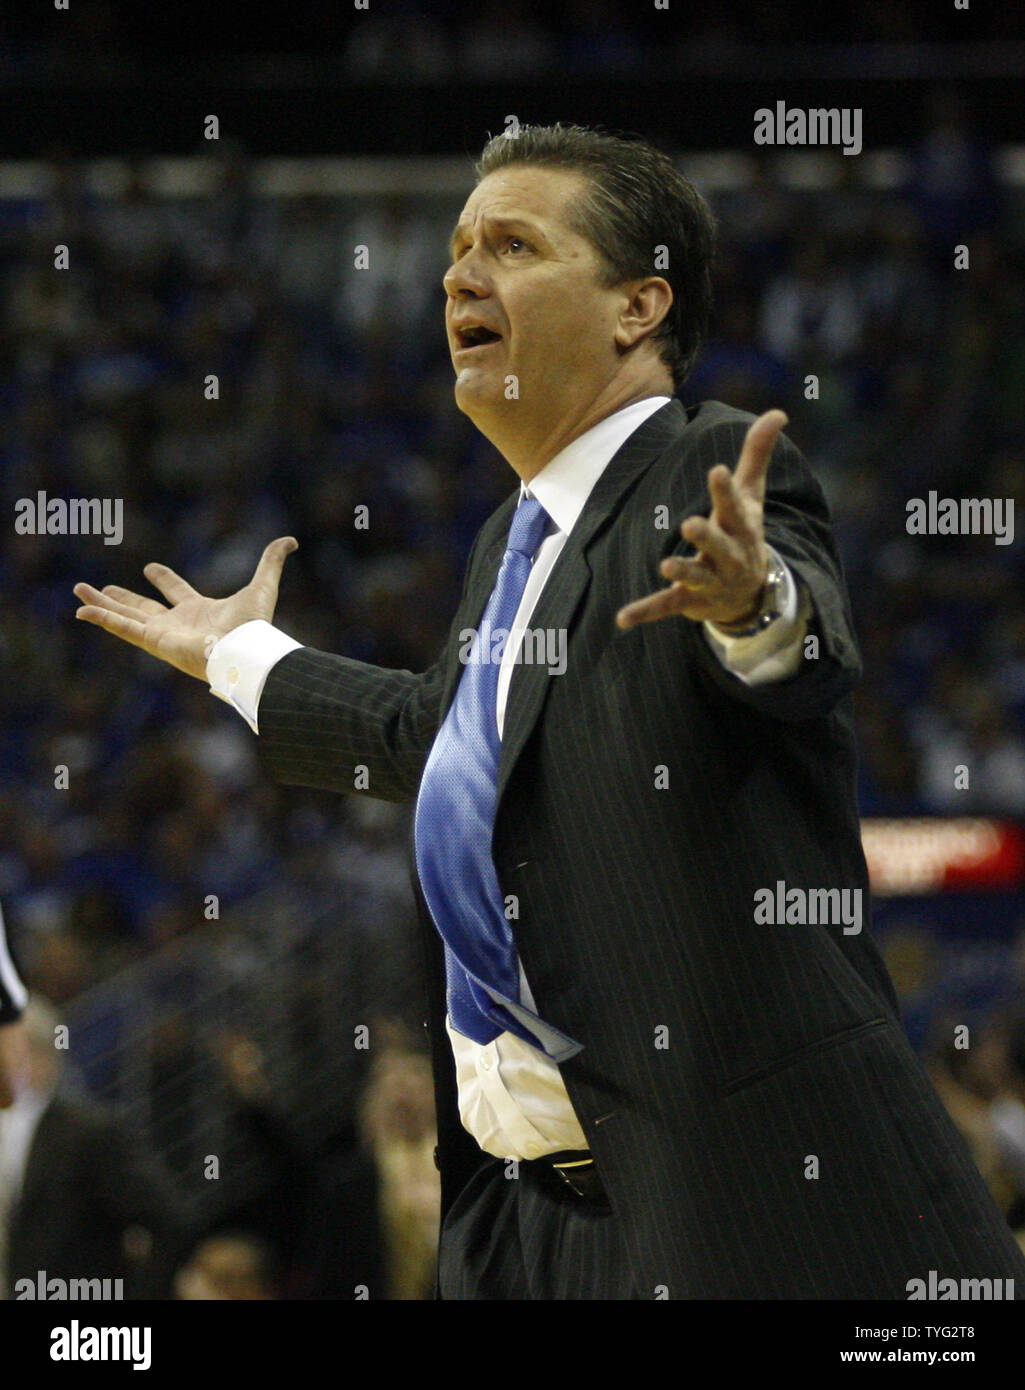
[
  {"left": 9, "top": 0, "right": 1012, "bottom": 80},
  {"left": 0, "top": 92, "right": 1024, "bottom": 1293},
  {"left": 0, "top": 998, "right": 437, "bottom": 1299}
]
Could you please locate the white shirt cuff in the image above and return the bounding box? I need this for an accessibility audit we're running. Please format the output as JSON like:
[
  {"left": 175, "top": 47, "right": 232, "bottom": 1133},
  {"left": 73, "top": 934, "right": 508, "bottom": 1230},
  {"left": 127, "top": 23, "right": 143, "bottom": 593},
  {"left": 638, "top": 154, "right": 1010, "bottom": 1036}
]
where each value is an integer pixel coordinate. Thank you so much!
[
  {"left": 702, "top": 550, "right": 811, "bottom": 686},
  {"left": 206, "top": 620, "right": 303, "bottom": 733}
]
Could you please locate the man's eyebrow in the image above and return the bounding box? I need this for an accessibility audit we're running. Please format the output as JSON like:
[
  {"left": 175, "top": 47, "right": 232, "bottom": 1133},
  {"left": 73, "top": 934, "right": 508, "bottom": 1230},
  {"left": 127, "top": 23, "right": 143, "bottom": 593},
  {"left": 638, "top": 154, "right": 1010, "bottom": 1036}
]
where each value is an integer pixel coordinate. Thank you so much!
[{"left": 447, "top": 216, "right": 543, "bottom": 260}]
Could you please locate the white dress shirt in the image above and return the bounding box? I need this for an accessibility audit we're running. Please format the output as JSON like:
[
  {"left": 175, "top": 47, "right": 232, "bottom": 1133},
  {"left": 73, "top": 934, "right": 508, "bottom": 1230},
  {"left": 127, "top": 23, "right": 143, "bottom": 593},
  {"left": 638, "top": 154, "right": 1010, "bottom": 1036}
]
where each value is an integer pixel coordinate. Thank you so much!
[{"left": 208, "top": 396, "right": 811, "bottom": 1160}]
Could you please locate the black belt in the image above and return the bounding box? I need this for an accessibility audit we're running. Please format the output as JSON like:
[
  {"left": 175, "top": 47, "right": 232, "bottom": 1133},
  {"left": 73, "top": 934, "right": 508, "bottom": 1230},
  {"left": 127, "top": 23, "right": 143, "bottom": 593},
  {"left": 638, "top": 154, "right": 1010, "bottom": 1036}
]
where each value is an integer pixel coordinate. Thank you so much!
[{"left": 540, "top": 1149, "right": 607, "bottom": 1203}]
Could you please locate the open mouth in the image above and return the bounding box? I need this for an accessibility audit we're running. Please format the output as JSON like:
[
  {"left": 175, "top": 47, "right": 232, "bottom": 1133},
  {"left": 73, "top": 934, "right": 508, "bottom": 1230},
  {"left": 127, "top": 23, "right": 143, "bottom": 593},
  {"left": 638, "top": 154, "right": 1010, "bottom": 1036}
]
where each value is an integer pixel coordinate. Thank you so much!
[{"left": 455, "top": 325, "right": 503, "bottom": 352}]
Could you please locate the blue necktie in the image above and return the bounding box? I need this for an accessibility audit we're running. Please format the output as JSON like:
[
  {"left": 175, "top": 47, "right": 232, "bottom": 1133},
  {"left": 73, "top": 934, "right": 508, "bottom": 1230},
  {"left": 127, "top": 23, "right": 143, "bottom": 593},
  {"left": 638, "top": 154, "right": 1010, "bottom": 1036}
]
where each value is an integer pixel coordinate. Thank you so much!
[{"left": 413, "top": 495, "right": 582, "bottom": 1063}]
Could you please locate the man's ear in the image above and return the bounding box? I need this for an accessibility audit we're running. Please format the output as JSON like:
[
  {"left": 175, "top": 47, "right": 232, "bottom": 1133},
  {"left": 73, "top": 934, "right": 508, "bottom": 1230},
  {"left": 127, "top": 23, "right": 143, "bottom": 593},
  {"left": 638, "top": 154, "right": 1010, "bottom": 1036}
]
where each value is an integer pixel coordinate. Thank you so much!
[{"left": 614, "top": 277, "right": 673, "bottom": 350}]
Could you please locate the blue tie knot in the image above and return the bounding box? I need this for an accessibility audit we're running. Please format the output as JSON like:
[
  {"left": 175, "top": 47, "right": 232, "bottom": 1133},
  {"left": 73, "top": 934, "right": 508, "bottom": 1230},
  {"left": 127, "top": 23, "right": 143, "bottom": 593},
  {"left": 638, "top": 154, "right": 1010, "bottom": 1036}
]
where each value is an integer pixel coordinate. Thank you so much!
[{"left": 507, "top": 495, "right": 550, "bottom": 559}]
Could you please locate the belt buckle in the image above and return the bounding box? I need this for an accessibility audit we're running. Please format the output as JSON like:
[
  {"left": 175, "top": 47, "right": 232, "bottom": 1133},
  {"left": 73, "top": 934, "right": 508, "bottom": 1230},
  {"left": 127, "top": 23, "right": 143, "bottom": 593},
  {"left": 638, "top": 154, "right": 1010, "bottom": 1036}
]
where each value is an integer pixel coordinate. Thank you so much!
[{"left": 552, "top": 1156, "right": 596, "bottom": 1199}]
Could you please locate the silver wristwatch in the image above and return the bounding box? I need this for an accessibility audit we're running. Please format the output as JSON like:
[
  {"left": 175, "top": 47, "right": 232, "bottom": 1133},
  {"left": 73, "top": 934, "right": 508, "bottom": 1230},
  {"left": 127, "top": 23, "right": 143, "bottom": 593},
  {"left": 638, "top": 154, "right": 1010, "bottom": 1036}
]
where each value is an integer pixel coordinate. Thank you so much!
[{"left": 713, "top": 550, "right": 789, "bottom": 638}]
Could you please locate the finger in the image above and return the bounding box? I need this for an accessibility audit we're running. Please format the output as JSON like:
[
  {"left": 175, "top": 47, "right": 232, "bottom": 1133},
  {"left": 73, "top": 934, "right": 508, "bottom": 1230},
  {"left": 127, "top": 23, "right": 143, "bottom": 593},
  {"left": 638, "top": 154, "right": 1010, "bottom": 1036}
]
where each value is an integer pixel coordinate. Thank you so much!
[
  {"left": 74, "top": 603, "right": 148, "bottom": 648},
  {"left": 99, "top": 584, "right": 168, "bottom": 617},
  {"left": 251, "top": 536, "right": 299, "bottom": 592},
  {"left": 733, "top": 409, "right": 787, "bottom": 499},
  {"left": 616, "top": 582, "right": 710, "bottom": 629},
  {"left": 659, "top": 555, "right": 719, "bottom": 589},
  {"left": 677, "top": 515, "right": 743, "bottom": 573},
  {"left": 706, "top": 465, "right": 749, "bottom": 538},
  {"left": 72, "top": 583, "right": 154, "bottom": 625},
  {"left": 142, "top": 562, "right": 200, "bottom": 605}
]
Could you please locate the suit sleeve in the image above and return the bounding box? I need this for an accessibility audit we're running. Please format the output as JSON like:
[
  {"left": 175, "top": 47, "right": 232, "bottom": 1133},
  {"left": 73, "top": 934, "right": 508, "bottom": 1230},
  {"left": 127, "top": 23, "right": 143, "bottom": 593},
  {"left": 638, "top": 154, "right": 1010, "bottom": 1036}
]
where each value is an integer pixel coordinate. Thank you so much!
[
  {"left": 255, "top": 522, "right": 488, "bottom": 802},
  {"left": 665, "top": 418, "right": 862, "bottom": 721}
]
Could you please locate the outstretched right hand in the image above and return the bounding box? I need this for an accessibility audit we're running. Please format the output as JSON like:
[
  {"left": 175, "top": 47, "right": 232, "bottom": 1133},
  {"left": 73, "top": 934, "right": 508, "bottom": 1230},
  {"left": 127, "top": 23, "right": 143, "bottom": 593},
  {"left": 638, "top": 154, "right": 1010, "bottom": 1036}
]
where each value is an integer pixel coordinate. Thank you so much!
[{"left": 73, "top": 536, "right": 299, "bottom": 682}]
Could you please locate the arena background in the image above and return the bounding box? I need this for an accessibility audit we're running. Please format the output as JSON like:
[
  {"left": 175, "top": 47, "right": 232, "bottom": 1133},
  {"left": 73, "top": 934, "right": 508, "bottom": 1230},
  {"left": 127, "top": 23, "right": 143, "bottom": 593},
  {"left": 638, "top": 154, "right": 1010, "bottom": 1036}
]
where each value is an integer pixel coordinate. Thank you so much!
[{"left": 1, "top": 2, "right": 1023, "bottom": 1305}]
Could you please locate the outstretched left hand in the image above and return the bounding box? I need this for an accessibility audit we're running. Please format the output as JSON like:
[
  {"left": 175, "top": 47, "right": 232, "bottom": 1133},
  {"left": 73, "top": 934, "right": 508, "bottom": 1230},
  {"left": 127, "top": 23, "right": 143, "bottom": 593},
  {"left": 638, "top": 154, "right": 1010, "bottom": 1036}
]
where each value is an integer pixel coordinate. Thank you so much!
[{"left": 616, "top": 409, "right": 787, "bottom": 631}]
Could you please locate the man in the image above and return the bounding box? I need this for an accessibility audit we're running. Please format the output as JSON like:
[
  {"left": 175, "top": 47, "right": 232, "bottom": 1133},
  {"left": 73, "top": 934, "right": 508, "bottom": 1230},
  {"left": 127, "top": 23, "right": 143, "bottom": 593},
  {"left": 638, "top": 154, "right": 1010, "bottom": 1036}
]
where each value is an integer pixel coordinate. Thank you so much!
[
  {"left": 0, "top": 998, "right": 192, "bottom": 1299},
  {"left": 73, "top": 123, "right": 1025, "bottom": 1298}
]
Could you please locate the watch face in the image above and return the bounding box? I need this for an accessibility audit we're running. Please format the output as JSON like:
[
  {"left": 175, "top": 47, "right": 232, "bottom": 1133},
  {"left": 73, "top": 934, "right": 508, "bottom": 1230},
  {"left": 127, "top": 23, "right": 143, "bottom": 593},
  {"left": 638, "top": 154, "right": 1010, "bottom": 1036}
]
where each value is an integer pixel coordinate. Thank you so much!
[
  {"left": 745, "top": 558, "right": 784, "bottom": 632},
  {"left": 764, "top": 560, "right": 785, "bottom": 619}
]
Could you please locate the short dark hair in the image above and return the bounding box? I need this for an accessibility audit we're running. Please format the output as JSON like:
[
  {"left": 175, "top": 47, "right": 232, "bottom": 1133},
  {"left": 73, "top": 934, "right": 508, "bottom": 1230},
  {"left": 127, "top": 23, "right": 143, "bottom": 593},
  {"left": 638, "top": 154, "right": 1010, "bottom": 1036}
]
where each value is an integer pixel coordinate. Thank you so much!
[{"left": 474, "top": 122, "right": 717, "bottom": 391}]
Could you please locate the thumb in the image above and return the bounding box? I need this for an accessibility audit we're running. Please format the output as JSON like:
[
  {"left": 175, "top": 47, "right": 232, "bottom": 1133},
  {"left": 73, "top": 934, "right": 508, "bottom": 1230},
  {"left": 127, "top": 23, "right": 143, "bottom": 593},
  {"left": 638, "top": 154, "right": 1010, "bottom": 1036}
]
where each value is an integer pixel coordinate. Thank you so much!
[
  {"left": 252, "top": 536, "right": 298, "bottom": 588},
  {"left": 250, "top": 536, "right": 299, "bottom": 612}
]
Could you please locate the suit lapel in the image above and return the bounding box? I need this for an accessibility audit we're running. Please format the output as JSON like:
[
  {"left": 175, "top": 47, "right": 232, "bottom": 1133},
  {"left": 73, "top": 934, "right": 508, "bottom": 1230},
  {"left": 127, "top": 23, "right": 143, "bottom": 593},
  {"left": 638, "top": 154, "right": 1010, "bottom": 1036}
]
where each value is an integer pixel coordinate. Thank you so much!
[{"left": 437, "top": 398, "right": 686, "bottom": 823}]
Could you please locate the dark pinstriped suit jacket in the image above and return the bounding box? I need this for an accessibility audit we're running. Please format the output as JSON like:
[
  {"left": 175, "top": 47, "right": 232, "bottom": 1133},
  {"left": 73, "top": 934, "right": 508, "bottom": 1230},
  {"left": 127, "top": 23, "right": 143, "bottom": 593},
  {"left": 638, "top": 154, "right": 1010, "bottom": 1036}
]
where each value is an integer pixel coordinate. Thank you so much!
[{"left": 256, "top": 398, "right": 1025, "bottom": 1297}]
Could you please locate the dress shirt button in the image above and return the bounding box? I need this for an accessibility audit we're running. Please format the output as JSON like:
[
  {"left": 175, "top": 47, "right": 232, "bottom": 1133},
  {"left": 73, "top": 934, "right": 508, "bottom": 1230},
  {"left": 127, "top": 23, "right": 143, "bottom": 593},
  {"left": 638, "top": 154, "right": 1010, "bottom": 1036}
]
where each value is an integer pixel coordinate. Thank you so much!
[
  {"left": 227, "top": 666, "right": 239, "bottom": 685},
  {"left": 478, "top": 1051, "right": 492, "bottom": 1072}
]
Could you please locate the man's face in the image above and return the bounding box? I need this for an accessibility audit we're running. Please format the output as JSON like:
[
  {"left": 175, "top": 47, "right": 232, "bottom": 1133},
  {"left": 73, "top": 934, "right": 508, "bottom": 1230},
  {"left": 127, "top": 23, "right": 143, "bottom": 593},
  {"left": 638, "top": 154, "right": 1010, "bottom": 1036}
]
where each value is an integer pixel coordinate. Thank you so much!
[{"left": 444, "top": 165, "right": 624, "bottom": 432}]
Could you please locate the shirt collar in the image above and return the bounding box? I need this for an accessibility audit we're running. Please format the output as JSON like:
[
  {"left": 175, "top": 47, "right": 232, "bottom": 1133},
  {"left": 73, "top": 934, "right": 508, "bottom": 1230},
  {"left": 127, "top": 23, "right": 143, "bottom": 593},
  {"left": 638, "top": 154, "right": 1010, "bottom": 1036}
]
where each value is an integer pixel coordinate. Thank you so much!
[{"left": 518, "top": 396, "right": 672, "bottom": 538}]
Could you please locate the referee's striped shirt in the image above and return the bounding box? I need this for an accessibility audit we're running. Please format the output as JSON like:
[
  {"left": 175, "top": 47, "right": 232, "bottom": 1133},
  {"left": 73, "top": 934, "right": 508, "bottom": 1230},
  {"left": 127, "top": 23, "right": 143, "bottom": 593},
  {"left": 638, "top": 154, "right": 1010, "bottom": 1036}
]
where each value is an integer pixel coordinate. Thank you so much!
[{"left": 0, "top": 903, "right": 27, "bottom": 1025}]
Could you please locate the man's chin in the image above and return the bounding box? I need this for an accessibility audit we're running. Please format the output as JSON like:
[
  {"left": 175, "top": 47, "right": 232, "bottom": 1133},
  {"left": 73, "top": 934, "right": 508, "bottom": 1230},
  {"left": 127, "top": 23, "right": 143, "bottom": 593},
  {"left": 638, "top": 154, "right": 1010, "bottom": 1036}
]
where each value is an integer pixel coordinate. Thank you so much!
[{"left": 453, "top": 371, "right": 501, "bottom": 419}]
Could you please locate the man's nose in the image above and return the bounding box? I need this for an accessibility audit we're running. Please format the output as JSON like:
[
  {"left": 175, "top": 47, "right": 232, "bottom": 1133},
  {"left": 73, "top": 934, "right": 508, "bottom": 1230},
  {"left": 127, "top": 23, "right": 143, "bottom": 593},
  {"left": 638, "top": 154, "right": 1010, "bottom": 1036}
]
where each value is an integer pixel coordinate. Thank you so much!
[{"left": 443, "top": 252, "right": 490, "bottom": 300}]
